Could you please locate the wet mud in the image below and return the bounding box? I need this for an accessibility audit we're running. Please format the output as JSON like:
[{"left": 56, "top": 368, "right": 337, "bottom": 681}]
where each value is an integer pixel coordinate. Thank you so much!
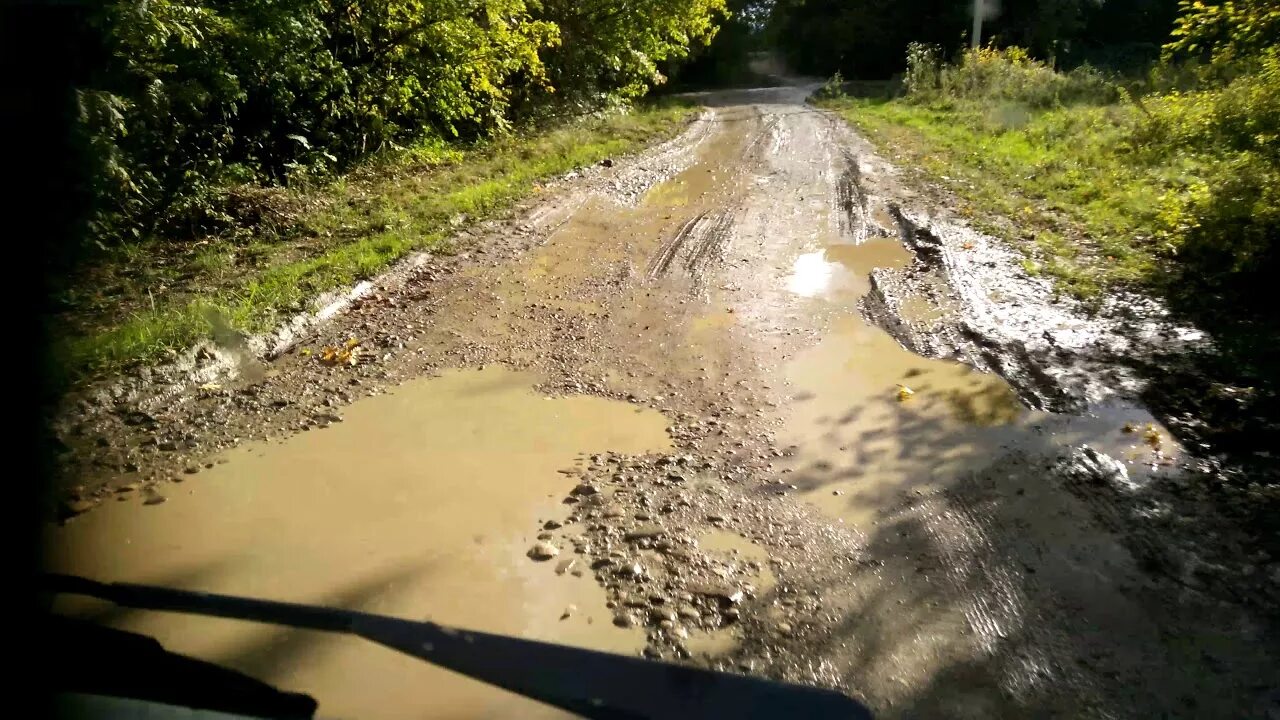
[{"left": 46, "top": 82, "right": 1279, "bottom": 719}]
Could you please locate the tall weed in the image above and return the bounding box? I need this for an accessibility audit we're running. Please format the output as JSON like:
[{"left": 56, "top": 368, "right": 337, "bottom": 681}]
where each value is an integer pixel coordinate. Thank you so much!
[{"left": 926, "top": 47, "right": 1119, "bottom": 108}]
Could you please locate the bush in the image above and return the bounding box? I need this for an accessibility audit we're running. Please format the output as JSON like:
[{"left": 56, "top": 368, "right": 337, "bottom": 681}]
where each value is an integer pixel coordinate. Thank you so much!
[
  {"left": 1160, "top": 153, "right": 1280, "bottom": 291},
  {"left": 813, "top": 70, "right": 848, "bottom": 100},
  {"left": 1141, "top": 49, "right": 1280, "bottom": 295},
  {"left": 903, "top": 42, "right": 942, "bottom": 97},
  {"left": 931, "top": 46, "right": 1119, "bottom": 108},
  {"left": 1135, "top": 49, "right": 1280, "bottom": 160}
]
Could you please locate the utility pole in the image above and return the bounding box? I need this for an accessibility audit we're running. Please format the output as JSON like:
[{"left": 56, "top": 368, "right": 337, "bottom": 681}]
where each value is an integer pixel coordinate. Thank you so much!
[{"left": 971, "top": 0, "right": 983, "bottom": 48}]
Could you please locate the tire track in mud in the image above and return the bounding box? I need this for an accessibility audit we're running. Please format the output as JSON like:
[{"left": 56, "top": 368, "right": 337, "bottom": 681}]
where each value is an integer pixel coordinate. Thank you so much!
[
  {"left": 835, "top": 152, "right": 871, "bottom": 243},
  {"left": 646, "top": 208, "right": 737, "bottom": 290},
  {"left": 914, "top": 490, "right": 1075, "bottom": 704},
  {"left": 740, "top": 112, "right": 781, "bottom": 160}
]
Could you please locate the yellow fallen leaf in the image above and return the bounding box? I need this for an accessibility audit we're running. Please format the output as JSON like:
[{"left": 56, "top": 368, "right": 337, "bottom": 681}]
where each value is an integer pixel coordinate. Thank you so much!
[
  {"left": 1142, "top": 424, "right": 1162, "bottom": 448},
  {"left": 961, "top": 241, "right": 975, "bottom": 250},
  {"left": 896, "top": 384, "right": 915, "bottom": 401},
  {"left": 198, "top": 382, "right": 221, "bottom": 392},
  {"left": 1121, "top": 422, "right": 1136, "bottom": 433},
  {"left": 319, "top": 342, "right": 363, "bottom": 367},
  {"left": 300, "top": 347, "right": 312, "bottom": 356}
]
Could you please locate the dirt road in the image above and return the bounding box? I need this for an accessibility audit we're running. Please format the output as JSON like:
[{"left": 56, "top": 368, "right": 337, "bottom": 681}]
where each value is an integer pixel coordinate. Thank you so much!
[{"left": 47, "top": 83, "right": 1278, "bottom": 718}]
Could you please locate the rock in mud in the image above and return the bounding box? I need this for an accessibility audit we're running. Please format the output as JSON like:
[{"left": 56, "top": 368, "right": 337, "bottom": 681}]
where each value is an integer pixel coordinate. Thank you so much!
[
  {"left": 652, "top": 607, "right": 678, "bottom": 624},
  {"left": 61, "top": 498, "right": 98, "bottom": 517},
  {"left": 527, "top": 541, "right": 560, "bottom": 561},
  {"left": 572, "top": 482, "right": 601, "bottom": 496},
  {"left": 1060, "top": 446, "right": 1136, "bottom": 491},
  {"left": 612, "top": 612, "right": 637, "bottom": 628},
  {"left": 142, "top": 489, "right": 167, "bottom": 506},
  {"left": 624, "top": 525, "right": 665, "bottom": 541},
  {"left": 689, "top": 583, "right": 745, "bottom": 604}
]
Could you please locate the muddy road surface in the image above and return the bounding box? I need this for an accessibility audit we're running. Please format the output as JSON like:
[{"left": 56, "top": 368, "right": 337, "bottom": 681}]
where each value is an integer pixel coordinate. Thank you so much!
[{"left": 47, "top": 84, "right": 1278, "bottom": 718}]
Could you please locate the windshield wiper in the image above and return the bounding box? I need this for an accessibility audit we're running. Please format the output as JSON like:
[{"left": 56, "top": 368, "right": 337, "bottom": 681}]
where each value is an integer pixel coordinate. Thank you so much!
[{"left": 43, "top": 573, "right": 872, "bottom": 719}]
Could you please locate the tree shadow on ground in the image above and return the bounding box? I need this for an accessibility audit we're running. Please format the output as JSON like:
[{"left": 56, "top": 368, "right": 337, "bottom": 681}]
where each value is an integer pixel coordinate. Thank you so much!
[{"left": 736, "top": 386, "right": 1280, "bottom": 719}]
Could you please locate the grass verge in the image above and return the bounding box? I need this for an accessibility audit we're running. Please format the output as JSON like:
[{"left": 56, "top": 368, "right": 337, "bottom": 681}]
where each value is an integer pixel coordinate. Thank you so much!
[
  {"left": 817, "top": 95, "right": 1193, "bottom": 299},
  {"left": 51, "top": 100, "right": 697, "bottom": 385}
]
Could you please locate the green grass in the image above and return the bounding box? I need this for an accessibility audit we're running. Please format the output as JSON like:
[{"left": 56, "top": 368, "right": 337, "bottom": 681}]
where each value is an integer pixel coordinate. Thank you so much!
[
  {"left": 52, "top": 100, "right": 697, "bottom": 383},
  {"left": 819, "top": 95, "right": 1204, "bottom": 299}
]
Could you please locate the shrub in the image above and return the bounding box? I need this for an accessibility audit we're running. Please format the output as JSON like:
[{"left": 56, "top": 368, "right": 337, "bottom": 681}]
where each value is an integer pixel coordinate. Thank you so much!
[
  {"left": 1160, "top": 152, "right": 1280, "bottom": 291},
  {"left": 1141, "top": 50, "right": 1280, "bottom": 295},
  {"left": 813, "top": 70, "right": 847, "bottom": 100},
  {"left": 73, "top": 0, "right": 726, "bottom": 252},
  {"left": 903, "top": 42, "right": 941, "bottom": 98},
  {"left": 932, "top": 46, "right": 1119, "bottom": 108}
]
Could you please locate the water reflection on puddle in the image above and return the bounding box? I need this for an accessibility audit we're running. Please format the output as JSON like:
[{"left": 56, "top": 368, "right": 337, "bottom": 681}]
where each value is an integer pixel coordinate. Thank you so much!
[{"left": 784, "top": 239, "right": 909, "bottom": 299}]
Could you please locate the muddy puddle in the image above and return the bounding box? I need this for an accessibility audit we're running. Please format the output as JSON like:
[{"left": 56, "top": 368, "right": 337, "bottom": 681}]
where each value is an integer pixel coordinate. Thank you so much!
[
  {"left": 47, "top": 366, "right": 672, "bottom": 719},
  {"left": 777, "top": 240, "right": 1180, "bottom": 530},
  {"left": 785, "top": 239, "right": 910, "bottom": 300}
]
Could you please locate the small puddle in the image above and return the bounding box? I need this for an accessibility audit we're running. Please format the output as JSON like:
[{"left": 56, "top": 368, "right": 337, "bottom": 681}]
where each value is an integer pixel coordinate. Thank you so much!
[
  {"left": 684, "top": 627, "right": 743, "bottom": 658},
  {"left": 47, "top": 366, "right": 672, "bottom": 719},
  {"left": 785, "top": 239, "right": 909, "bottom": 299}
]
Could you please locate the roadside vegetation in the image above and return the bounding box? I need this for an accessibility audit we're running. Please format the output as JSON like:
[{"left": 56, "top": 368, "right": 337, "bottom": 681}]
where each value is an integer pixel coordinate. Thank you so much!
[
  {"left": 50, "top": 0, "right": 729, "bottom": 384},
  {"left": 816, "top": 5, "right": 1278, "bottom": 306},
  {"left": 54, "top": 102, "right": 694, "bottom": 383}
]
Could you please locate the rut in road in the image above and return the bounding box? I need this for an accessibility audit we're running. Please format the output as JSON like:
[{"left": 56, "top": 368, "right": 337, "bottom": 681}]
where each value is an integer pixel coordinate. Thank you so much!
[{"left": 646, "top": 208, "right": 737, "bottom": 287}]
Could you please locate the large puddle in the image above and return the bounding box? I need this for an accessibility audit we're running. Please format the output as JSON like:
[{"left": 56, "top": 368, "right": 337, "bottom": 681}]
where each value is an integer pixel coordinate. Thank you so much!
[
  {"left": 47, "top": 367, "right": 672, "bottom": 719},
  {"left": 779, "top": 241, "right": 1179, "bottom": 529}
]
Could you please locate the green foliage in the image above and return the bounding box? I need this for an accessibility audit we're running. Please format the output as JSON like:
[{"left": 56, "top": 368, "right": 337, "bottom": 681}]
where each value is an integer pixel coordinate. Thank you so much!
[
  {"left": 660, "top": 0, "right": 765, "bottom": 91},
  {"left": 74, "top": 0, "right": 723, "bottom": 249},
  {"left": 926, "top": 47, "right": 1119, "bottom": 108},
  {"left": 813, "top": 71, "right": 847, "bottom": 100},
  {"left": 1138, "top": 49, "right": 1280, "bottom": 293},
  {"left": 534, "top": 0, "right": 727, "bottom": 104},
  {"left": 904, "top": 43, "right": 942, "bottom": 97},
  {"left": 1165, "top": 0, "right": 1280, "bottom": 64},
  {"left": 833, "top": 35, "right": 1280, "bottom": 301}
]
